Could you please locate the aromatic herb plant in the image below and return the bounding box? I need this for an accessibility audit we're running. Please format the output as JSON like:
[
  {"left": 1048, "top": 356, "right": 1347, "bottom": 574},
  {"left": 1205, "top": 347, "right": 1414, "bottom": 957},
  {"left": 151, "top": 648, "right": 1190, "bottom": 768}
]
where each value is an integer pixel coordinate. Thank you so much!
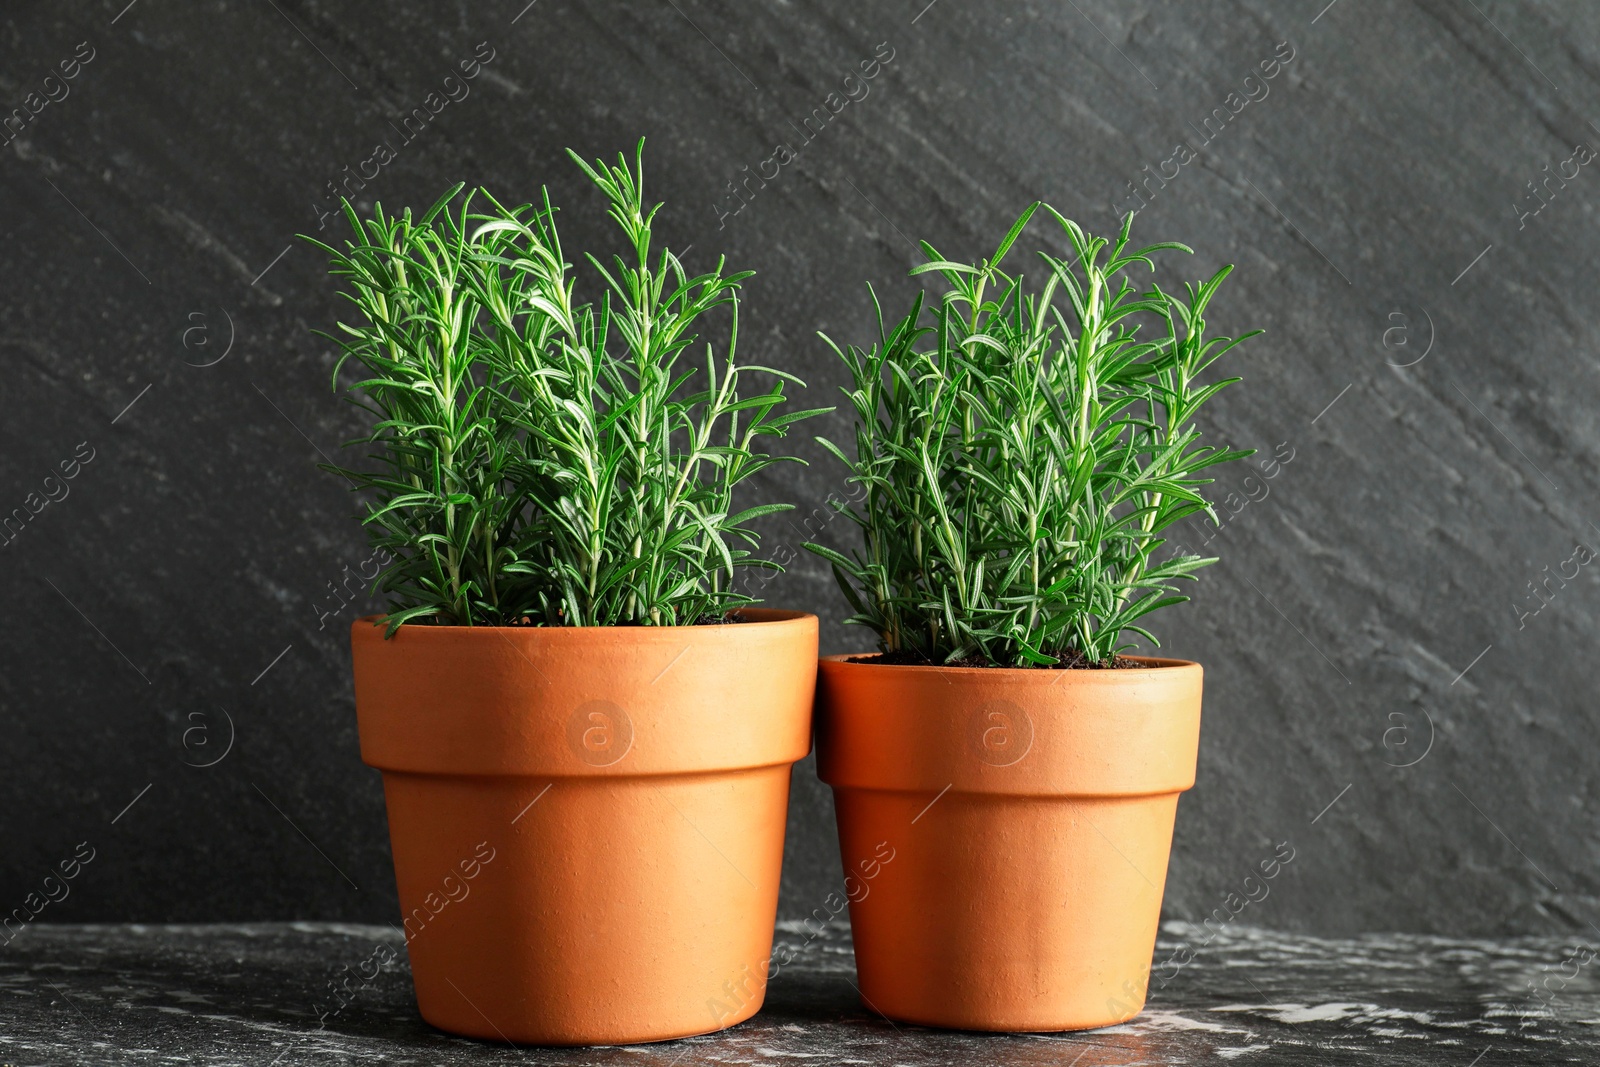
[
  {"left": 307, "top": 140, "right": 823, "bottom": 632},
  {"left": 805, "top": 204, "right": 1259, "bottom": 666}
]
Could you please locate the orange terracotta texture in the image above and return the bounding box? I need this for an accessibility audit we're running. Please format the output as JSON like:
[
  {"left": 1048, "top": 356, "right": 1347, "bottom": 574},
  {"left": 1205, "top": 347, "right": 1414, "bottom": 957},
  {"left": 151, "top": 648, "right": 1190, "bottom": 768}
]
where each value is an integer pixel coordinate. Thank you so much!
[
  {"left": 815, "top": 654, "right": 1204, "bottom": 1032},
  {"left": 351, "top": 610, "right": 818, "bottom": 1045}
]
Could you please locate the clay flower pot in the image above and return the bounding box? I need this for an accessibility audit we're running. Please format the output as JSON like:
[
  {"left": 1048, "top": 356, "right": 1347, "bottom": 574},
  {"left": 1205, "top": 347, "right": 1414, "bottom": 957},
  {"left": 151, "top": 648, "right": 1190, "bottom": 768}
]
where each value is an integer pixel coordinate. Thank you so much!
[
  {"left": 815, "top": 654, "right": 1202, "bottom": 1032},
  {"left": 351, "top": 609, "right": 817, "bottom": 1045}
]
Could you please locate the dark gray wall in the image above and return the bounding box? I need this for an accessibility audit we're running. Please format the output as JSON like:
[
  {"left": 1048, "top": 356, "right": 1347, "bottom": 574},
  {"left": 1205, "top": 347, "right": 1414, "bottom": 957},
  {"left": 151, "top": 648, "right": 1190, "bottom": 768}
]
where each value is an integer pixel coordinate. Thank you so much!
[{"left": 3, "top": 0, "right": 1597, "bottom": 937}]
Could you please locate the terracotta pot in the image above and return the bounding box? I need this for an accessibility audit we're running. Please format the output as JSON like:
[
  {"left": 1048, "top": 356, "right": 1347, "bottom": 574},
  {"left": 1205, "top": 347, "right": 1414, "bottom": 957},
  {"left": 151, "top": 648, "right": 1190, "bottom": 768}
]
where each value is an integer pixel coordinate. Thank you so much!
[
  {"left": 815, "top": 654, "right": 1202, "bottom": 1032},
  {"left": 351, "top": 609, "right": 817, "bottom": 1045}
]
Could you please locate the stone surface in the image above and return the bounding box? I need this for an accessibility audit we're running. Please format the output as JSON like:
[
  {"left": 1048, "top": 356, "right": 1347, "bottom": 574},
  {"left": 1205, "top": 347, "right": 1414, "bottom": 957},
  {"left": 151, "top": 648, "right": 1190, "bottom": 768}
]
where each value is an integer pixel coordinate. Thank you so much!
[
  {"left": 2, "top": 921, "right": 1597, "bottom": 1064},
  {"left": 2, "top": 0, "right": 1599, "bottom": 936}
]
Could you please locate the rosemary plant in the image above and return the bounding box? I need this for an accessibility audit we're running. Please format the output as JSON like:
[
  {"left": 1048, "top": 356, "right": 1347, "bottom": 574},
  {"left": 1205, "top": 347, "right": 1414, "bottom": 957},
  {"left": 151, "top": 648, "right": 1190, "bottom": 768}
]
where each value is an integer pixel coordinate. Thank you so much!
[
  {"left": 805, "top": 204, "right": 1258, "bottom": 666},
  {"left": 307, "top": 141, "right": 822, "bottom": 631}
]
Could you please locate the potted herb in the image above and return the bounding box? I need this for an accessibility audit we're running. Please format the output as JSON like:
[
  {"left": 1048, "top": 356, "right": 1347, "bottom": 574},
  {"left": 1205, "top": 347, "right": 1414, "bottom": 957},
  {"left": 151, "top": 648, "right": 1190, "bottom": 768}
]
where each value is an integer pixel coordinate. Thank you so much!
[
  {"left": 306, "top": 142, "right": 826, "bottom": 1045},
  {"left": 806, "top": 204, "right": 1258, "bottom": 1031}
]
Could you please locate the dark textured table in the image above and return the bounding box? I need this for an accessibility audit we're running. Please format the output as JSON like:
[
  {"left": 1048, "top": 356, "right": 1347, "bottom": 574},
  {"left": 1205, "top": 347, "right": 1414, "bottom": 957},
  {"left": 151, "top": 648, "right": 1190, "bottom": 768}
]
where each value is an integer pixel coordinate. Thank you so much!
[{"left": 2, "top": 920, "right": 1593, "bottom": 1065}]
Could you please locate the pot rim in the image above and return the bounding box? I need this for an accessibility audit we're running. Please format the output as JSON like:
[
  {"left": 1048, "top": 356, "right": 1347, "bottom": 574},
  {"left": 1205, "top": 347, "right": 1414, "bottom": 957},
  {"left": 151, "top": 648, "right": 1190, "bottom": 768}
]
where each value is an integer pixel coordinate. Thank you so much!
[
  {"left": 354, "top": 606, "right": 815, "bottom": 637},
  {"left": 351, "top": 608, "right": 818, "bottom": 777},
  {"left": 820, "top": 651, "right": 1198, "bottom": 676},
  {"left": 816, "top": 651, "right": 1202, "bottom": 796}
]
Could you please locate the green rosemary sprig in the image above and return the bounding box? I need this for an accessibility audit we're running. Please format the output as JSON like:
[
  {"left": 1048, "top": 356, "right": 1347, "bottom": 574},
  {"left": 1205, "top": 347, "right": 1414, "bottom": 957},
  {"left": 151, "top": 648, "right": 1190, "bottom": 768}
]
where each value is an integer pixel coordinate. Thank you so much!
[
  {"left": 305, "top": 140, "right": 824, "bottom": 632},
  {"left": 806, "top": 204, "right": 1258, "bottom": 665}
]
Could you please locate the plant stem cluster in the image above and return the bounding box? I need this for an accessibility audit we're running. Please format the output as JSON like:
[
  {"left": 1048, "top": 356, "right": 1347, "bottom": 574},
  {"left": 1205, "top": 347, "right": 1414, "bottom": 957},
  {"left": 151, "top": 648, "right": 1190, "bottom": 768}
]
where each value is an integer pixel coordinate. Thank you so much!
[
  {"left": 807, "top": 205, "right": 1257, "bottom": 665},
  {"left": 307, "top": 141, "right": 822, "bottom": 632}
]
